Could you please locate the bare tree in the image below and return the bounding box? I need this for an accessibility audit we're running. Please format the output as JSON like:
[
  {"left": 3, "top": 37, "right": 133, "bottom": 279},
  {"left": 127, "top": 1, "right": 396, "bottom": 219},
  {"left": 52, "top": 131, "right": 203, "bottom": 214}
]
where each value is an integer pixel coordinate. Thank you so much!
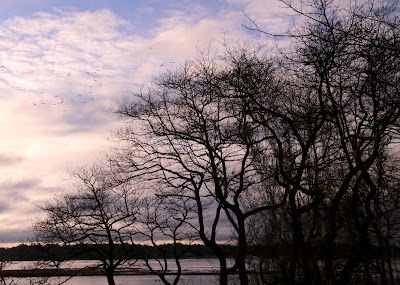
[
  {"left": 137, "top": 195, "right": 198, "bottom": 285},
  {"left": 46, "top": 1, "right": 399, "bottom": 285},
  {"left": 369, "top": 151, "right": 400, "bottom": 285},
  {"left": 33, "top": 165, "right": 141, "bottom": 285},
  {"left": 243, "top": 0, "right": 400, "bottom": 284},
  {"left": 111, "top": 48, "right": 286, "bottom": 285}
]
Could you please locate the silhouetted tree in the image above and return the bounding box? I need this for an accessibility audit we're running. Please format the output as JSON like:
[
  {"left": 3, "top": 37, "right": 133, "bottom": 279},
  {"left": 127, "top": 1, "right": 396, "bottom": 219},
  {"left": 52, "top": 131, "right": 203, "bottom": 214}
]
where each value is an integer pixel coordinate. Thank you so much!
[
  {"left": 137, "top": 196, "right": 197, "bottom": 285},
  {"left": 34, "top": 1, "right": 400, "bottom": 285},
  {"left": 244, "top": 0, "right": 400, "bottom": 284},
  {"left": 34, "top": 165, "right": 141, "bottom": 285},
  {"left": 112, "top": 49, "right": 286, "bottom": 285}
]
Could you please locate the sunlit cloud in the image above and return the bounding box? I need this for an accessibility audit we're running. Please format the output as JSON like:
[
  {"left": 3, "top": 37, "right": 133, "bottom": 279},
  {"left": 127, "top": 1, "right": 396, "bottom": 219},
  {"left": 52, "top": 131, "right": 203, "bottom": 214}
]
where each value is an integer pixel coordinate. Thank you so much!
[{"left": 0, "top": 0, "right": 288, "bottom": 242}]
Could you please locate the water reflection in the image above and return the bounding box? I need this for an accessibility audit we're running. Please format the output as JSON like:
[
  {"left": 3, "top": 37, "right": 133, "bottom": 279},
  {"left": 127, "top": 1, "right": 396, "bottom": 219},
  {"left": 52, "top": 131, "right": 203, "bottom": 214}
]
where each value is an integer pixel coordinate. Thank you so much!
[
  {"left": 48, "top": 275, "right": 219, "bottom": 285},
  {"left": 4, "top": 259, "right": 234, "bottom": 285}
]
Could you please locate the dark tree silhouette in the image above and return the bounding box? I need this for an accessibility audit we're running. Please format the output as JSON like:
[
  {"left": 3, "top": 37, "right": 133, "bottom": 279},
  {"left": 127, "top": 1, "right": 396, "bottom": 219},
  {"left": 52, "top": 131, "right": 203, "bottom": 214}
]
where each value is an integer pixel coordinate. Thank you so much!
[
  {"left": 34, "top": 165, "right": 141, "bottom": 285},
  {"left": 111, "top": 50, "right": 286, "bottom": 285},
  {"left": 244, "top": 0, "right": 400, "bottom": 284},
  {"left": 137, "top": 196, "right": 197, "bottom": 285},
  {"left": 34, "top": 1, "right": 400, "bottom": 285}
]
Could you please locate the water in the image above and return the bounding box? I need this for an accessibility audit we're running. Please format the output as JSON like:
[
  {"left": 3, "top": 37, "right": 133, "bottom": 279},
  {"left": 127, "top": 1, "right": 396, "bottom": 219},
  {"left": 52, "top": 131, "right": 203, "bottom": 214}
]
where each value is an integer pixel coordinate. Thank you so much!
[
  {"left": 41, "top": 275, "right": 219, "bottom": 285},
  {"left": 3, "top": 259, "right": 232, "bottom": 285},
  {"left": 6, "top": 275, "right": 219, "bottom": 285},
  {"left": 5, "top": 258, "right": 232, "bottom": 272}
]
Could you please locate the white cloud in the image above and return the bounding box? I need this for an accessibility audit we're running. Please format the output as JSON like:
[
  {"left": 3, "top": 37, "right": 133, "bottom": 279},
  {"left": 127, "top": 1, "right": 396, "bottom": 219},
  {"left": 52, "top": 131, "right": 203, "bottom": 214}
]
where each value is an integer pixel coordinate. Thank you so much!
[{"left": 0, "top": 0, "right": 290, "bottom": 242}]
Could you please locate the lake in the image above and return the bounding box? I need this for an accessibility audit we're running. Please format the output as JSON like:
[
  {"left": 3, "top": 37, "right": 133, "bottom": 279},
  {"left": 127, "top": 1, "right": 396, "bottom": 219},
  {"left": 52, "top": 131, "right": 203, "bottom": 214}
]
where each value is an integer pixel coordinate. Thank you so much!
[
  {"left": 50, "top": 275, "right": 219, "bottom": 285},
  {"left": 4, "top": 259, "right": 235, "bottom": 285}
]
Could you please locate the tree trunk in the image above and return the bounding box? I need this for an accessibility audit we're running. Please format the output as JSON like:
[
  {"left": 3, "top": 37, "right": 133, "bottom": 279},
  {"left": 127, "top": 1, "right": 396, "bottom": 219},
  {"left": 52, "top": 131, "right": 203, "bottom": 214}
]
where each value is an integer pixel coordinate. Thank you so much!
[
  {"left": 218, "top": 257, "right": 229, "bottom": 285},
  {"left": 289, "top": 191, "right": 313, "bottom": 285},
  {"left": 237, "top": 218, "right": 249, "bottom": 285},
  {"left": 107, "top": 275, "right": 116, "bottom": 285},
  {"left": 106, "top": 269, "right": 116, "bottom": 285}
]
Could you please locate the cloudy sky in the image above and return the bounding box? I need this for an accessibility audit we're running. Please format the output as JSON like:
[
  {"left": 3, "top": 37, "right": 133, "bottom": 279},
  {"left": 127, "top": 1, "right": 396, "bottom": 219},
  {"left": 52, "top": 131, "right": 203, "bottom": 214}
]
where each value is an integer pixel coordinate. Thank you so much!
[{"left": 0, "top": 0, "right": 292, "bottom": 243}]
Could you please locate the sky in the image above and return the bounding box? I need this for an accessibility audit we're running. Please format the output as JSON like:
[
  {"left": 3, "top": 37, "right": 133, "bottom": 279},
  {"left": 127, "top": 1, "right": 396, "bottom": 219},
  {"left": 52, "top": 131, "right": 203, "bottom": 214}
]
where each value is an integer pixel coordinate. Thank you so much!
[{"left": 0, "top": 0, "right": 293, "bottom": 244}]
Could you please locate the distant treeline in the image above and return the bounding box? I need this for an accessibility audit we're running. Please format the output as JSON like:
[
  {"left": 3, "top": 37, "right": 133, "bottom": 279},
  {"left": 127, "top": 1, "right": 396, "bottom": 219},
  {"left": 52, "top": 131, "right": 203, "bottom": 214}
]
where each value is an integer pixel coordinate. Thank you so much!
[
  {"left": 0, "top": 243, "right": 236, "bottom": 261},
  {"left": 1, "top": 243, "right": 400, "bottom": 262}
]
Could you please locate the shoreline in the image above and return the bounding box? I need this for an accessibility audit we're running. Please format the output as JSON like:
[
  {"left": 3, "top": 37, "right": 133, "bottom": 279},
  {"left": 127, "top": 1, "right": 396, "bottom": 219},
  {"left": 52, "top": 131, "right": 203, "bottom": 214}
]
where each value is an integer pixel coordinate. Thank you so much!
[{"left": 0, "top": 268, "right": 223, "bottom": 278}]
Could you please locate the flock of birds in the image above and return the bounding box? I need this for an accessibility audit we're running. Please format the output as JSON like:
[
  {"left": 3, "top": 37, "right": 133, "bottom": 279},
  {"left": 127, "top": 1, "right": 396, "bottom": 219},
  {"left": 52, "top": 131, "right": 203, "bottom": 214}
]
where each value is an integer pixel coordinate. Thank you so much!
[
  {"left": 23, "top": 48, "right": 178, "bottom": 114},
  {"left": 30, "top": 69, "right": 102, "bottom": 113}
]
